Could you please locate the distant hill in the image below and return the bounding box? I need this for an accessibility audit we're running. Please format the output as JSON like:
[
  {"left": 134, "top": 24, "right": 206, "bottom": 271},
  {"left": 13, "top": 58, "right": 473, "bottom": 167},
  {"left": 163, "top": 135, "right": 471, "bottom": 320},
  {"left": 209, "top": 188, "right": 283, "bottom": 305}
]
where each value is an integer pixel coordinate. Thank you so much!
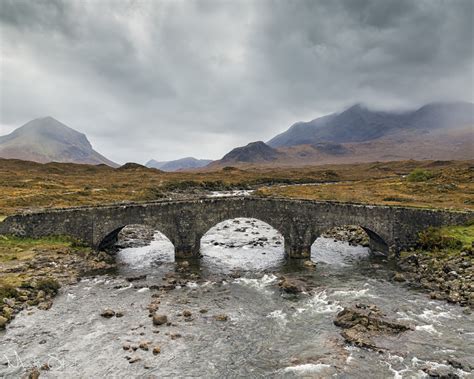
[
  {"left": 146, "top": 157, "right": 213, "bottom": 171},
  {"left": 0, "top": 117, "right": 118, "bottom": 167},
  {"left": 208, "top": 141, "right": 284, "bottom": 168},
  {"left": 268, "top": 102, "right": 474, "bottom": 148}
]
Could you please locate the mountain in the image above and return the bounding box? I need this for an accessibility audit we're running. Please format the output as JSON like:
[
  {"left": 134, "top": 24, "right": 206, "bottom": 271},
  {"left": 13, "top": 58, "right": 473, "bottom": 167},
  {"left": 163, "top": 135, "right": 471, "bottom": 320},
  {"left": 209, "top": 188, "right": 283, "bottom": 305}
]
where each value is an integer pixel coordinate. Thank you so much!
[
  {"left": 208, "top": 102, "right": 473, "bottom": 169},
  {"left": 208, "top": 141, "right": 284, "bottom": 168},
  {"left": 268, "top": 102, "right": 474, "bottom": 148},
  {"left": 0, "top": 117, "right": 118, "bottom": 166},
  {"left": 146, "top": 157, "right": 213, "bottom": 171}
]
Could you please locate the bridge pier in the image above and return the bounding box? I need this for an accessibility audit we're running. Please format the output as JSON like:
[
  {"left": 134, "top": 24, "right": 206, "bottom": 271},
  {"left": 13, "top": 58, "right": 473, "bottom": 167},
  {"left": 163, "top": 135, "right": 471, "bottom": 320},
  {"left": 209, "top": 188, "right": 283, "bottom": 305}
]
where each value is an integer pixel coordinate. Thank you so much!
[
  {"left": 285, "top": 243, "right": 312, "bottom": 259},
  {"left": 174, "top": 245, "right": 201, "bottom": 260}
]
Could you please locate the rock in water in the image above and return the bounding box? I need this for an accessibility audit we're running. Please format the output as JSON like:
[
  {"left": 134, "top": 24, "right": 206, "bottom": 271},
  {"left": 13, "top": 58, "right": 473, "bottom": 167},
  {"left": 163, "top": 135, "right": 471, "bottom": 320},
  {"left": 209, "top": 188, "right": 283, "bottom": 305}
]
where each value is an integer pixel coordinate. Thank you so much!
[
  {"left": 392, "top": 272, "right": 406, "bottom": 282},
  {"left": 100, "top": 309, "right": 116, "bottom": 318},
  {"left": 152, "top": 314, "right": 168, "bottom": 325},
  {"left": 334, "top": 303, "right": 413, "bottom": 350},
  {"left": 0, "top": 315, "right": 8, "bottom": 329},
  {"left": 182, "top": 310, "right": 192, "bottom": 317},
  {"left": 214, "top": 314, "right": 229, "bottom": 321},
  {"left": 278, "top": 277, "right": 307, "bottom": 294}
]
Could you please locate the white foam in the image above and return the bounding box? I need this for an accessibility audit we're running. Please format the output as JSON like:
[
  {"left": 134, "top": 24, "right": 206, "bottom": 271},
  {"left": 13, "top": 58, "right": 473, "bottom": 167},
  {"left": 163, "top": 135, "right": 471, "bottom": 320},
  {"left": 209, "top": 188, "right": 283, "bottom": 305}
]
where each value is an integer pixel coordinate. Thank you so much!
[
  {"left": 283, "top": 363, "right": 331, "bottom": 374},
  {"left": 117, "top": 283, "right": 133, "bottom": 291},
  {"left": 418, "top": 309, "right": 455, "bottom": 324},
  {"left": 415, "top": 324, "right": 441, "bottom": 335},
  {"left": 266, "top": 310, "right": 288, "bottom": 325},
  {"left": 303, "top": 290, "right": 343, "bottom": 314},
  {"left": 234, "top": 274, "right": 278, "bottom": 291},
  {"left": 332, "top": 288, "right": 377, "bottom": 298}
]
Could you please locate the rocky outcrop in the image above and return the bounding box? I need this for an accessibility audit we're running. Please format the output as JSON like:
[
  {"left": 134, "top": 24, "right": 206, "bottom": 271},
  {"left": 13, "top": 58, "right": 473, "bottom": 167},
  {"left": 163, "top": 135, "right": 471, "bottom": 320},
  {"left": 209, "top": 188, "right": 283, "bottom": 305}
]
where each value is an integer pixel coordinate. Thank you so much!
[
  {"left": 334, "top": 303, "right": 413, "bottom": 350},
  {"left": 398, "top": 247, "right": 474, "bottom": 308}
]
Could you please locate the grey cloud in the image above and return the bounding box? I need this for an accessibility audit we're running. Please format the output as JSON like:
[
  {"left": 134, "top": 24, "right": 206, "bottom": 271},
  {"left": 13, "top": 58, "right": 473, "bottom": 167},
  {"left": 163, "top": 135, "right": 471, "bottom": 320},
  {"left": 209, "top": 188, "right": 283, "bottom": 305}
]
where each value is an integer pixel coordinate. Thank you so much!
[{"left": 0, "top": 0, "right": 472, "bottom": 164}]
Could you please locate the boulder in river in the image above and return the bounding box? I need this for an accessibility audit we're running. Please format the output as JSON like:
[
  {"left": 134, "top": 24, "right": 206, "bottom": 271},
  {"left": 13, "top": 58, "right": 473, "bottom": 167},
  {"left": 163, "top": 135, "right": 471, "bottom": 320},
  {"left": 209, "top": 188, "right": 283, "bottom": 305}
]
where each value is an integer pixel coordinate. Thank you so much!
[
  {"left": 334, "top": 303, "right": 413, "bottom": 350},
  {"left": 152, "top": 313, "right": 168, "bottom": 325},
  {"left": 278, "top": 277, "right": 307, "bottom": 294},
  {"left": 100, "top": 309, "right": 116, "bottom": 318},
  {"left": 182, "top": 310, "right": 192, "bottom": 317},
  {"left": 0, "top": 315, "right": 8, "bottom": 329}
]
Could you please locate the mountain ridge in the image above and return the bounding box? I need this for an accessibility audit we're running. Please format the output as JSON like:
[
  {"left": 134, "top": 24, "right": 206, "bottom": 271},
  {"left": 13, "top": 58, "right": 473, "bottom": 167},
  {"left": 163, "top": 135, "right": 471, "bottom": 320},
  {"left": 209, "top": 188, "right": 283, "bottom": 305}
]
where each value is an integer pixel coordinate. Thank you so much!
[{"left": 267, "top": 101, "right": 474, "bottom": 148}]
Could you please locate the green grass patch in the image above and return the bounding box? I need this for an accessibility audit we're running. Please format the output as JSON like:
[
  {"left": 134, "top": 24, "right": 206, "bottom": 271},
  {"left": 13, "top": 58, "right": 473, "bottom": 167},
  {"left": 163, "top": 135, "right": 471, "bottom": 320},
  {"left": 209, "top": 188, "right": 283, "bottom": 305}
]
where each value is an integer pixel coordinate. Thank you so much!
[
  {"left": 417, "top": 224, "right": 474, "bottom": 251},
  {"left": 0, "top": 215, "right": 6, "bottom": 222},
  {"left": 407, "top": 168, "right": 434, "bottom": 182},
  {"left": 0, "top": 235, "right": 75, "bottom": 249},
  {"left": 438, "top": 224, "right": 474, "bottom": 249},
  {"left": 0, "top": 235, "right": 79, "bottom": 264}
]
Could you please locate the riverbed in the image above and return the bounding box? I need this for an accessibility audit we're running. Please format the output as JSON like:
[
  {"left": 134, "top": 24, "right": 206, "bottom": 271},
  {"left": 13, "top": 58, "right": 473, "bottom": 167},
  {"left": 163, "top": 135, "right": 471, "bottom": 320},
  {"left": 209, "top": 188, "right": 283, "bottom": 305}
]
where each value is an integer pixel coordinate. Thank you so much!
[{"left": 1, "top": 219, "right": 473, "bottom": 378}]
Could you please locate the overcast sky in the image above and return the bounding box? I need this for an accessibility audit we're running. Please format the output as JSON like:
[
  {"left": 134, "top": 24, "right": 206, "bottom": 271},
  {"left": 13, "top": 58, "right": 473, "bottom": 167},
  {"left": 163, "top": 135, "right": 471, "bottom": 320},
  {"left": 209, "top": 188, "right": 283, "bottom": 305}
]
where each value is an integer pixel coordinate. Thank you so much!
[{"left": 0, "top": 0, "right": 472, "bottom": 164}]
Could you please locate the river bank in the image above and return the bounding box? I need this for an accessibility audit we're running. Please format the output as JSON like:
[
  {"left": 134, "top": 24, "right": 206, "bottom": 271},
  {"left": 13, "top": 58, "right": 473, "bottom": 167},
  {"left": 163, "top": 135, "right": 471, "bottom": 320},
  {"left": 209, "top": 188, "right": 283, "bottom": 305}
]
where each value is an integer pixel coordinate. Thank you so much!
[
  {"left": 0, "top": 236, "right": 115, "bottom": 329},
  {"left": 396, "top": 225, "right": 474, "bottom": 309}
]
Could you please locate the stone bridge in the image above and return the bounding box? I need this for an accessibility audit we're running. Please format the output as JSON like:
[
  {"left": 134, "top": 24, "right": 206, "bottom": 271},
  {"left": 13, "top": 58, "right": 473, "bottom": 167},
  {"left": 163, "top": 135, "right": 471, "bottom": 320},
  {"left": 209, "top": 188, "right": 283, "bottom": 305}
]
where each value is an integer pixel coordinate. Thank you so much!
[{"left": 0, "top": 197, "right": 471, "bottom": 259}]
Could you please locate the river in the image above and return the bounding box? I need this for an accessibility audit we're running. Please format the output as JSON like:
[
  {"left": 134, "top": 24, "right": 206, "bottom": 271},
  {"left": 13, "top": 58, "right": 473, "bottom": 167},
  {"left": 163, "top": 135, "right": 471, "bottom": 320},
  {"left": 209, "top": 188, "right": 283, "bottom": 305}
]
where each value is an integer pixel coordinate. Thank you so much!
[{"left": 1, "top": 218, "right": 473, "bottom": 378}]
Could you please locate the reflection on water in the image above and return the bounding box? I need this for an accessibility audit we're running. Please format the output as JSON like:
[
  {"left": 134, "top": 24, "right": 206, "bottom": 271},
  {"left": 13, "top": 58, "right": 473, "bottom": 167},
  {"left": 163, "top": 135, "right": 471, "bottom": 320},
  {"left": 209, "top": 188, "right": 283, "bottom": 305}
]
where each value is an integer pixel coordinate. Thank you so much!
[{"left": 1, "top": 219, "right": 473, "bottom": 378}]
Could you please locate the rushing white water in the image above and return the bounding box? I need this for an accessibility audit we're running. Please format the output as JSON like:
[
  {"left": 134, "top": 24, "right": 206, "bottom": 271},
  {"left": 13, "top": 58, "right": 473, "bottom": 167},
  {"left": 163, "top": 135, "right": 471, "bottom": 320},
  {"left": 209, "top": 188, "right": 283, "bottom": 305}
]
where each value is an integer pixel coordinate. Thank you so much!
[{"left": 1, "top": 219, "right": 473, "bottom": 378}]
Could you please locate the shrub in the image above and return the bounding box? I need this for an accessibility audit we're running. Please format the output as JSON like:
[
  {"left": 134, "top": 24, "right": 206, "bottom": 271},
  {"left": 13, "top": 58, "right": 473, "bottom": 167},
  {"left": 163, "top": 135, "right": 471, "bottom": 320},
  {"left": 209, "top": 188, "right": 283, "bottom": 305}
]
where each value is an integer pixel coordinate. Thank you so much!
[
  {"left": 407, "top": 169, "right": 434, "bottom": 182},
  {"left": 417, "top": 228, "right": 463, "bottom": 250},
  {"left": 0, "top": 284, "right": 18, "bottom": 303},
  {"left": 222, "top": 166, "right": 238, "bottom": 171},
  {"left": 36, "top": 278, "right": 61, "bottom": 294}
]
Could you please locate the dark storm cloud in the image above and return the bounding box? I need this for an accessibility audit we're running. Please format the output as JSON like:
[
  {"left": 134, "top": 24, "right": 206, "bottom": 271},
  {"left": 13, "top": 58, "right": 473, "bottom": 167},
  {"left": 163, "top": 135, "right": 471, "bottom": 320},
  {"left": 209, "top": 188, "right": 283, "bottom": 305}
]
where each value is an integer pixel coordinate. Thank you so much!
[{"left": 0, "top": 0, "right": 472, "bottom": 163}]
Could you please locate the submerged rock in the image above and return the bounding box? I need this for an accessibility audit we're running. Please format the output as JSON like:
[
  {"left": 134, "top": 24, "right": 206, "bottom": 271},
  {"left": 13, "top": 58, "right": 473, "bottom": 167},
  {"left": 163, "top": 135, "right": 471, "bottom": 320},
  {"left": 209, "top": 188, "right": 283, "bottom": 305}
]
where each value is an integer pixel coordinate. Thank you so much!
[
  {"left": 422, "top": 364, "right": 460, "bottom": 378},
  {"left": 303, "top": 260, "right": 317, "bottom": 269},
  {"left": 214, "top": 314, "right": 229, "bottom": 321}
]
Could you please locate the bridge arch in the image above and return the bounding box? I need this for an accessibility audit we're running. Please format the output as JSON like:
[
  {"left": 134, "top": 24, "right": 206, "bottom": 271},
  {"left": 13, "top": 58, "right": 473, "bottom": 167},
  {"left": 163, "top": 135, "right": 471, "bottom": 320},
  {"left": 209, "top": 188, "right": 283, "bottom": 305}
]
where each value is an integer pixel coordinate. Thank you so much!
[
  {"left": 200, "top": 217, "right": 285, "bottom": 269},
  {"left": 200, "top": 217, "right": 285, "bottom": 247},
  {"left": 97, "top": 223, "right": 176, "bottom": 252},
  {"left": 310, "top": 224, "right": 389, "bottom": 258}
]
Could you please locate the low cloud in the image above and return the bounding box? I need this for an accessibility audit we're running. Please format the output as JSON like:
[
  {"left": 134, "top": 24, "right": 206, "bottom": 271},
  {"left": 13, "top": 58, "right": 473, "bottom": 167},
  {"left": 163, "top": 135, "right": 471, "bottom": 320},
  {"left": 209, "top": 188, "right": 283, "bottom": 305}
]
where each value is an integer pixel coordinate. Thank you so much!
[{"left": 1, "top": 0, "right": 472, "bottom": 163}]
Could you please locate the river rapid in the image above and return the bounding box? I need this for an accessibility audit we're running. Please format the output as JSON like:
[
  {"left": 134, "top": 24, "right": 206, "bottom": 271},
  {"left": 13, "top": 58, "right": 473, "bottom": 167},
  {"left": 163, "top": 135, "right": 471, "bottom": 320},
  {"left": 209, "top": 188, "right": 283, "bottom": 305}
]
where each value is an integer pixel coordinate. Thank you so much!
[{"left": 1, "top": 218, "right": 473, "bottom": 378}]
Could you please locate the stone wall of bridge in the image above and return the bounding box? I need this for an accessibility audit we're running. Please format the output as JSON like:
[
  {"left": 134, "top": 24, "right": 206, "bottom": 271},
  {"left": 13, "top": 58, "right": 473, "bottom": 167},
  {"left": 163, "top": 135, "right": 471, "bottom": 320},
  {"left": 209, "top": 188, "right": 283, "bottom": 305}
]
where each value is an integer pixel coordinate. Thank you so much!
[{"left": 0, "top": 197, "right": 471, "bottom": 259}]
